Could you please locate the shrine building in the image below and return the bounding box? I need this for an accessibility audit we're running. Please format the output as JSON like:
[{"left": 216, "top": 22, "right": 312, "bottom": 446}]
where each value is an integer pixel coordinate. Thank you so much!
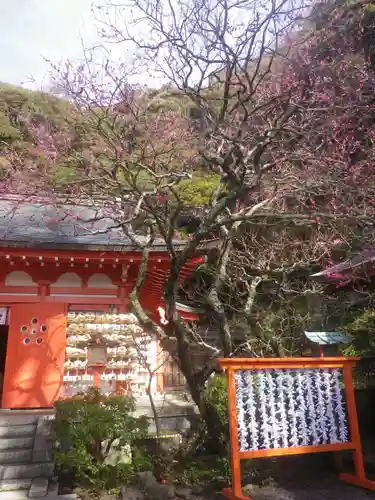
[{"left": 0, "top": 195, "right": 207, "bottom": 409}]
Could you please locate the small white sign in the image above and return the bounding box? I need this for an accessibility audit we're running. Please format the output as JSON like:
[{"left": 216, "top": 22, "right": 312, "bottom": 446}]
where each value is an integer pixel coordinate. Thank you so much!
[{"left": 0, "top": 308, "right": 8, "bottom": 325}]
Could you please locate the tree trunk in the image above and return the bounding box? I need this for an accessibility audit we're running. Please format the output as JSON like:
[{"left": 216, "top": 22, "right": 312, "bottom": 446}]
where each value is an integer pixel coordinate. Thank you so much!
[
  {"left": 184, "top": 373, "right": 228, "bottom": 455},
  {"left": 147, "top": 372, "right": 162, "bottom": 436},
  {"left": 200, "top": 399, "right": 228, "bottom": 455},
  {"left": 131, "top": 247, "right": 227, "bottom": 453}
]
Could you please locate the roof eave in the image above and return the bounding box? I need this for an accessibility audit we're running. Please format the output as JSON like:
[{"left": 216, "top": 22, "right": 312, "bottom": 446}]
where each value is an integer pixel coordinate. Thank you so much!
[{"left": 0, "top": 238, "right": 220, "bottom": 253}]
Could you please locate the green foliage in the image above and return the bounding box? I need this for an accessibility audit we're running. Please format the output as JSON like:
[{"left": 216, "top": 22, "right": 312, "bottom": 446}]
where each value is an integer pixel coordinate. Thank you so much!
[
  {"left": 0, "top": 82, "right": 75, "bottom": 128},
  {"left": 343, "top": 309, "right": 375, "bottom": 357},
  {"left": 50, "top": 152, "right": 87, "bottom": 186},
  {"left": 204, "top": 374, "right": 228, "bottom": 429},
  {"left": 177, "top": 173, "right": 221, "bottom": 205},
  {"left": 0, "top": 111, "right": 21, "bottom": 142},
  {"left": 132, "top": 433, "right": 182, "bottom": 480},
  {"left": 0, "top": 82, "right": 77, "bottom": 178},
  {"left": 50, "top": 164, "right": 80, "bottom": 186},
  {"left": 176, "top": 455, "right": 231, "bottom": 485},
  {"left": 0, "top": 157, "right": 10, "bottom": 179},
  {"left": 146, "top": 88, "right": 189, "bottom": 114},
  {"left": 200, "top": 374, "right": 229, "bottom": 454},
  {"left": 53, "top": 388, "right": 150, "bottom": 491},
  {"left": 0, "top": 82, "right": 217, "bottom": 196}
]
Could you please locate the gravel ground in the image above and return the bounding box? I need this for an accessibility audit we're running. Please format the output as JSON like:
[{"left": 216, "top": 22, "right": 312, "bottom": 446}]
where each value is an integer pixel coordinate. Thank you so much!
[
  {"left": 219, "top": 450, "right": 375, "bottom": 500},
  {"left": 241, "top": 482, "right": 375, "bottom": 500}
]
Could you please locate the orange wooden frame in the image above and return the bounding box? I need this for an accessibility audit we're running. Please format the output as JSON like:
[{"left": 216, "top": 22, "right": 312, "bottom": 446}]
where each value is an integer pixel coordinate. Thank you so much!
[{"left": 218, "top": 357, "right": 375, "bottom": 500}]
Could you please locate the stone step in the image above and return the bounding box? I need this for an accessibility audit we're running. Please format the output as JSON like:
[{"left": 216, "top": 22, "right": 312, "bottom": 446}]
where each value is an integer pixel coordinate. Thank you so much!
[
  {"left": 48, "top": 495, "right": 78, "bottom": 500},
  {"left": 0, "top": 491, "right": 29, "bottom": 500},
  {"left": 0, "top": 414, "right": 41, "bottom": 427},
  {"left": 0, "top": 478, "right": 31, "bottom": 491},
  {"left": 0, "top": 449, "right": 33, "bottom": 464},
  {"left": 0, "top": 462, "right": 54, "bottom": 480},
  {"left": 0, "top": 424, "right": 36, "bottom": 438},
  {"left": 0, "top": 436, "right": 34, "bottom": 450},
  {"left": 29, "top": 477, "right": 48, "bottom": 498}
]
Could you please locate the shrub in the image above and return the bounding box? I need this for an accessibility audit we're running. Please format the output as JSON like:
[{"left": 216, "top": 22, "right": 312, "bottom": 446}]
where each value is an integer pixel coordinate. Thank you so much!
[
  {"left": 133, "top": 433, "right": 182, "bottom": 481},
  {"left": 177, "top": 173, "right": 221, "bottom": 205},
  {"left": 176, "top": 455, "right": 231, "bottom": 486},
  {"left": 0, "top": 111, "right": 20, "bottom": 142},
  {"left": 53, "top": 388, "right": 150, "bottom": 491},
  {"left": 205, "top": 373, "right": 229, "bottom": 429},
  {"left": 191, "top": 374, "right": 230, "bottom": 455}
]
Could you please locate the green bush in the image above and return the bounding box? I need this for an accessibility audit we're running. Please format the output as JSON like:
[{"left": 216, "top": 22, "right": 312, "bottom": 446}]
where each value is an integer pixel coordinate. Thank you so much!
[
  {"left": 176, "top": 455, "right": 231, "bottom": 486},
  {"left": 133, "top": 433, "right": 182, "bottom": 481},
  {"left": 343, "top": 309, "right": 375, "bottom": 357},
  {"left": 177, "top": 173, "right": 221, "bottom": 205},
  {"left": 192, "top": 373, "right": 230, "bottom": 454},
  {"left": 0, "top": 111, "right": 20, "bottom": 142},
  {"left": 205, "top": 373, "right": 228, "bottom": 428},
  {"left": 53, "top": 388, "right": 150, "bottom": 491}
]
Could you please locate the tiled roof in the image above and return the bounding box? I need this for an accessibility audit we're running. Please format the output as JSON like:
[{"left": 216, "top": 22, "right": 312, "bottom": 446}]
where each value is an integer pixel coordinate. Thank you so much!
[
  {"left": 0, "top": 197, "right": 179, "bottom": 251},
  {"left": 311, "top": 249, "right": 375, "bottom": 278}
]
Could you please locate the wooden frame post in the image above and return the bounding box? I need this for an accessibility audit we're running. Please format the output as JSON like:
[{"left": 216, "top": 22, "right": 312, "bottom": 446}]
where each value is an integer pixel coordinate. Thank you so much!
[
  {"left": 222, "top": 369, "right": 251, "bottom": 500},
  {"left": 339, "top": 363, "right": 374, "bottom": 489}
]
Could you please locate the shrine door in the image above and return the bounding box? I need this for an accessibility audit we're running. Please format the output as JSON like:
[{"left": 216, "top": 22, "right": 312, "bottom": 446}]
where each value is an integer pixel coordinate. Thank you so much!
[{"left": 2, "top": 303, "right": 67, "bottom": 409}]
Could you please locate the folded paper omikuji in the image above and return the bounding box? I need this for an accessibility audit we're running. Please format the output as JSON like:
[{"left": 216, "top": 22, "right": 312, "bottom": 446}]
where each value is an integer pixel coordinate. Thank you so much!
[{"left": 234, "top": 368, "right": 348, "bottom": 452}]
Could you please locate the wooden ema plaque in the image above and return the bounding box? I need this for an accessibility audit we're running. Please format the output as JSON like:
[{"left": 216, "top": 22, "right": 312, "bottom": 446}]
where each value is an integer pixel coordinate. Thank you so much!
[{"left": 218, "top": 357, "right": 375, "bottom": 500}]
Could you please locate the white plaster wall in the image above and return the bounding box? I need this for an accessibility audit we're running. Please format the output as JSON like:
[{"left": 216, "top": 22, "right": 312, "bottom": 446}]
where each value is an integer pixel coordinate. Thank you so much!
[
  {"left": 87, "top": 273, "right": 116, "bottom": 288},
  {"left": 5, "top": 271, "right": 36, "bottom": 286},
  {"left": 51, "top": 272, "right": 82, "bottom": 288}
]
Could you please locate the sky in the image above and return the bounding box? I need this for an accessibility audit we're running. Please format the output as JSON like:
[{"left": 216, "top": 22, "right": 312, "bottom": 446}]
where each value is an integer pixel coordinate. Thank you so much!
[
  {"left": 0, "top": 0, "right": 99, "bottom": 90},
  {"left": 0, "top": 1, "right": 281, "bottom": 92}
]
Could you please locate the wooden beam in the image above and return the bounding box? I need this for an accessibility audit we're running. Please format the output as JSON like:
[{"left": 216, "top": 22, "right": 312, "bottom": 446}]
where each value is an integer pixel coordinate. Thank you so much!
[
  {"left": 239, "top": 442, "right": 355, "bottom": 459},
  {"left": 0, "top": 248, "right": 173, "bottom": 263},
  {"left": 218, "top": 357, "right": 359, "bottom": 370}
]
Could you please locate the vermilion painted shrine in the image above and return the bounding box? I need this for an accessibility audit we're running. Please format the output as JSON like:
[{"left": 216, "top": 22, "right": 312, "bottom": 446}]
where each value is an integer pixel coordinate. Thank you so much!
[{"left": 0, "top": 195, "right": 209, "bottom": 409}]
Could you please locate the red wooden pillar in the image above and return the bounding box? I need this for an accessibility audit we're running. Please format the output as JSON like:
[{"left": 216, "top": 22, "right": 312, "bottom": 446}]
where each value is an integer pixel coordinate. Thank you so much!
[
  {"left": 37, "top": 281, "right": 50, "bottom": 300},
  {"left": 116, "top": 284, "right": 130, "bottom": 312}
]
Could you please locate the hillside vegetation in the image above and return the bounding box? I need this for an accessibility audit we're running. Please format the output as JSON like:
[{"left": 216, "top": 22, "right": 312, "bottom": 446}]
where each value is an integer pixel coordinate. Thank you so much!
[
  {"left": 0, "top": 0, "right": 374, "bottom": 205},
  {"left": 0, "top": 83, "right": 76, "bottom": 190},
  {"left": 0, "top": 82, "right": 220, "bottom": 203}
]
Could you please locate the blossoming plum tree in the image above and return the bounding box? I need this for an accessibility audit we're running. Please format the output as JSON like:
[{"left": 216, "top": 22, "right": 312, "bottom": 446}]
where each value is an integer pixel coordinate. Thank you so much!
[{"left": 5, "top": 0, "right": 375, "bottom": 448}]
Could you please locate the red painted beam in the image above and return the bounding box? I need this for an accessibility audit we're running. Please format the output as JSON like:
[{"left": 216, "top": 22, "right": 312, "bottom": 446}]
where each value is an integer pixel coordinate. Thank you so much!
[
  {"left": 141, "top": 256, "right": 205, "bottom": 322},
  {"left": 0, "top": 248, "right": 173, "bottom": 263}
]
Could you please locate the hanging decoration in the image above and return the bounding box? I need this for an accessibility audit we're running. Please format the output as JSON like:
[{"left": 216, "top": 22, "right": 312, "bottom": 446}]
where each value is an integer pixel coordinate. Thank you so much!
[
  {"left": 219, "top": 357, "right": 375, "bottom": 500},
  {"left": 235, "top": 367, "right": 348, "bottom": 451},
  {"left": 235, "top": 371, "right": 248, "bottom": 452},
  {"left": 296, "top": 370, "right": 309, "bottom": 446},
  {"left": 285, "top": 370, "right": 298, "bottom": 448},
  {"left": 64, "top": 311, "right": 154, "bottom": 396},
  {"left": 257, "top": 371, "right": 270, "bottom": 450}
]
